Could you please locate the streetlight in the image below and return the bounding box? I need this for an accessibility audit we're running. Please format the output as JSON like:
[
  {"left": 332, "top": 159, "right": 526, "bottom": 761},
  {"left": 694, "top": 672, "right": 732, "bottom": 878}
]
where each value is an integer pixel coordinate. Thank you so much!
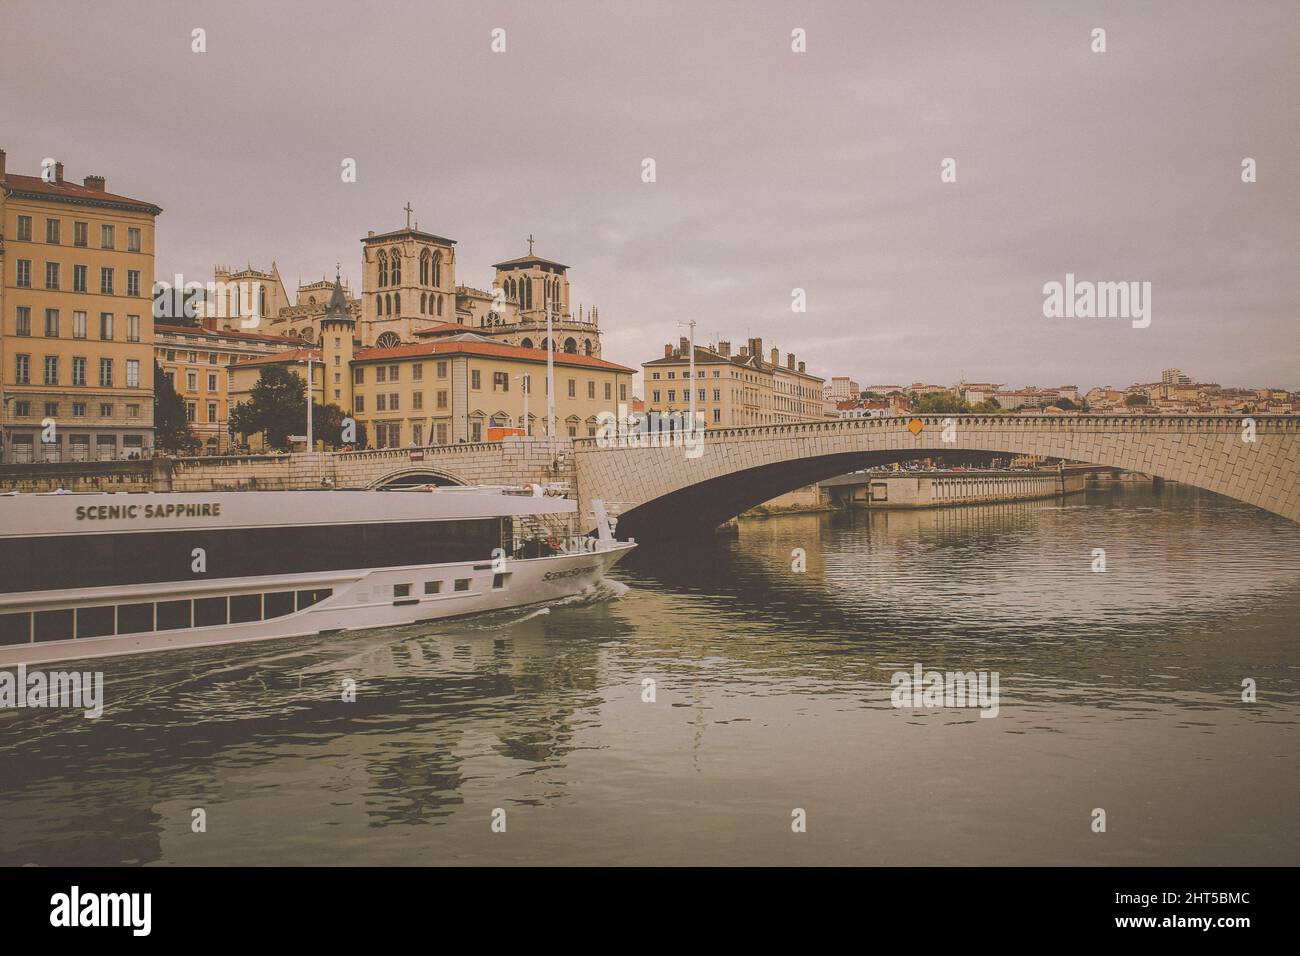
[
  {"left": 545, "top": 302, "right": 556, "bottom": 438},
  {"left": 678, "top": 318, "right": 697, "bottom": 434},
  {"left": 300, "top": 354, "right": 316, "bottom": 452}
]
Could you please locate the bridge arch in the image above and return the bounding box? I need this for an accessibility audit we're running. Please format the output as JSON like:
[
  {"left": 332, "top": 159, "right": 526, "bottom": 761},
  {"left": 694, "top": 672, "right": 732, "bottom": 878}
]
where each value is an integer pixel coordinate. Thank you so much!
[
  {"left": 573, "top": 416, "right": 1299, "bottom": 540},
  {"left": 367, "top": 467, "right": 467, "bottom": 489}
]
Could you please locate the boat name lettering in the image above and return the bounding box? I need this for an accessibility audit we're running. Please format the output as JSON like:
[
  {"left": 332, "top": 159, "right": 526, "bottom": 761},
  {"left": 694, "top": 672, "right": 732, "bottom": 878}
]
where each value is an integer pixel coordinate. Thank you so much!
[
  {"left": 542, "top": 565, "right": 598, "bottom": 581},
  {"left": 74, "top": 503, "right": 223, "bottom": 521}
]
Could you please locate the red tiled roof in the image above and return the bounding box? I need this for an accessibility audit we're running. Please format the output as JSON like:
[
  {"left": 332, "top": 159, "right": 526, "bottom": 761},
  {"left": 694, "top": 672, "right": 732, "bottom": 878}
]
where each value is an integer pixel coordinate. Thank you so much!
[
  {"left": 3, "top": 173, "right": 162, "bottom": 214},
  {"left": 411, "top": 322, "right": 471, "bottom": 336},
  {"left": 234, "top": 348, "right": 321, "bottom": 367},
  {"left": 155, "top": 323, "right": 307, "bottom": 345},
  {"left": 354, "top": 339, "right": 633, "bottom": 373}
]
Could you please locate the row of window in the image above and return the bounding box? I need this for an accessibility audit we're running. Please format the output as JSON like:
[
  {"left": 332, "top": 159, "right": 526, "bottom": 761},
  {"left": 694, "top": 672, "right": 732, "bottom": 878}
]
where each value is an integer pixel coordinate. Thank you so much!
[
  {"left": 651, "top": 369, "right": 725, "bottom": 380},
  {"left": 14, "top": 307, "right": 141, "bottom": 341},
  {"left": 13, "top": 217, "right": 141, "bottom": 251},
  {"left": 166, "top": 370, "right": 221, "bottom": 393},
  {"left": 0, "top": 519, "right": 504, "bottom": 593},
  {"left": 184, "top": 401, "right": 220, "bottom": 423},
  {"left": 0, "top": 588, "right": 332, "bottom": 646},
  {"left": 7, "top": 400, "right": 142, "bottom": 419},
  {"left": 14, "top": 261, "right": 141, "bottom": 296},
  {"left": 653, "top": 388, "right": 723, "bottom": 403},
  {"left": 12, "top": 354, "right": 140, "bottom": 388}
]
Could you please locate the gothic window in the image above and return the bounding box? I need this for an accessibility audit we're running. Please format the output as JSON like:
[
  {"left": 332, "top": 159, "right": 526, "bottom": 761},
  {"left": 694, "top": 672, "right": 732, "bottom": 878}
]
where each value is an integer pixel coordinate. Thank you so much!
[
  {"left": 431, "top": 252, "right": 440, "bottom": 287},
  {"left": 390, "top": 248, "right": 402, "bottom": 284},
  {"left": 376, "top": 331, "right": 401, "bottom": 349},
  {"left": 394, "top": 292, "right": 401, "bottom": 314},
  {"left": 583, "top": 339, "right": 592, "bottom": 355},
  {"left": 420, "top": 248, "right": 430, "bottom": 285},
  {"left": 420, "top": 293, "right": 427, "bottom": 313},
  {"left": 564, "top": 337, "right": 577, "bottom": 354},
  {"left": 436, "top": 297, "right": 442, "bottom": 316},
  {"left": 377, "top": 250, "right": 388, "bottom": 286},
  {"left": 384, "top": 293, "right": 391, "bottom": 315},
  {"left": 520, "top": 338, "right": 533, "bottom": 349}
]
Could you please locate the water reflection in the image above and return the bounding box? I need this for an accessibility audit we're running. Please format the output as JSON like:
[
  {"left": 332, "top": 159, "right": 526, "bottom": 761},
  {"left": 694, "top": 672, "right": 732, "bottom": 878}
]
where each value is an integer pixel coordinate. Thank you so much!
[{"left": 0, "top": 485, "right": 1296, "bottom": 865}]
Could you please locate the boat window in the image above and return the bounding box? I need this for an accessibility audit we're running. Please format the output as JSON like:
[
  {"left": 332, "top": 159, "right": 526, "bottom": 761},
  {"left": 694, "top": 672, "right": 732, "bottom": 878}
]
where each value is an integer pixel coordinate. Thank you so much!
[
  {"left": 424, "top": 581, "right": 442, "bottom": 594},
  {"left": 194, "top": 597, "right": 228, "bottom": 628},
  {"left": 34, "top": 609, "right": 75, "bottom": 643},
  {"left": 454, "top": 578, "right": 471, "bottom": 592},
  {"left": 296, "top": 589, "right": 331, "bottom": 610},
  {"left": 156, "top": 600, "right": 192, "bottom": 631},
  {"left": 118, "top": 602, "right": 154, "bottom": 634},
  {"left": 76, "top": 605, "right": 115, "bottom": 639},
  {"left": 0, "top": 518, "right": 505, "bottom": 593},
  {"left": 264, "top": 592, "right": 295, "bottom": 619},
  {"left": 229, "top": 594, "right": 262, "bottom": 624},
  {"left": 0, "top": 612, "right": 32, "bottom": 645},
  {"left": 393, "top": 584, "right": 411, "bottom": 598},
  {"left": 492, "top": 573, "right": 507, "bottom": 590}
]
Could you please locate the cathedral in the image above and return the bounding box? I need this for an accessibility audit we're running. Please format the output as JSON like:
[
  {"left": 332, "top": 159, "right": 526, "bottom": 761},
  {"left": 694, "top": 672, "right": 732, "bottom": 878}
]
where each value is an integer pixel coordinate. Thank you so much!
[
  {"left": 208, "top": 215, "right": 605, "bottom": 359},
  {"left": 359, "top": 221, "right": 603, "bottom": 357}
]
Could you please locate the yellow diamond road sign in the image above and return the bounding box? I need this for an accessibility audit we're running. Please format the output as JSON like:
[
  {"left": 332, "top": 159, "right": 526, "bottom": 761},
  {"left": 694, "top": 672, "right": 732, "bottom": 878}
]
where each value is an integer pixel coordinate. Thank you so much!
[{"left": 907, "top": 419, "right": 924, "bottom": 436}]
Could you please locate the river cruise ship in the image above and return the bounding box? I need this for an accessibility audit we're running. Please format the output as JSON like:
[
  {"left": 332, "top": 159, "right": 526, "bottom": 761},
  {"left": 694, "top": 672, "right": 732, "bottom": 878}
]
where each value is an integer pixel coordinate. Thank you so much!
[{"left": 0, "top": 487, "right": 634, "bottom": 666}]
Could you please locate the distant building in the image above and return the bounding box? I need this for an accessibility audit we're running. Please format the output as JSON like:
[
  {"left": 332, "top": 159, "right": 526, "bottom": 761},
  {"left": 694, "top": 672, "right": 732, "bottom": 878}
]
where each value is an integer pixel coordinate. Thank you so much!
[
  {"left": 823, "top": 376, "right": 860, "bottom": 402},
  {"left": 643, "top": 336, "right": 824, "bottom": 427}
]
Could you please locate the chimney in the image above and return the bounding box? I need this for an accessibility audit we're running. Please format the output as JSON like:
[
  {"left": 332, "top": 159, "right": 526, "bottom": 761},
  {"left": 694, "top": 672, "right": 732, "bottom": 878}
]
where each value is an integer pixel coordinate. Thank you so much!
[
  {"left": 82, "top": 174, "right": 105, "bottom": 191},
  {"left": 54, "top": 162, "right": 64, "bottom": 183},
  {"left": 750, "top": 337, "right": 763, "bottom": 363},
  {"left": 664, "top": 344, "right": 673, "bottom": 358},
  {"left": 679, "top": 336, "right": 689, "bottom": 355},
  {"left": 787, "top": 352, "right": 795, "bottom": 370},
  {"left": 798, "top": 361, "right": 806, "bottom": 373},
  {"left": 770, "top": 347, "right": 779, "bottom": 366},
  {"left": 0, "top": 148, "right": 6, "bottom": 180},
  {"left": 718, "top": 340, "right": 731, "bottom": 357},
  {"left": 739, "top": 346, "right": 749, "bottom": 358}
]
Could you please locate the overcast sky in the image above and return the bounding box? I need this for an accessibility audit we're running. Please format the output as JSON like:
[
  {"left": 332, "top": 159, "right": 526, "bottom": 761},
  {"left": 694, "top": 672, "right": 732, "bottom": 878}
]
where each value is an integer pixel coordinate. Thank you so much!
[{"left": 3, "top": 0, "right": 1296, "bottom": 392}]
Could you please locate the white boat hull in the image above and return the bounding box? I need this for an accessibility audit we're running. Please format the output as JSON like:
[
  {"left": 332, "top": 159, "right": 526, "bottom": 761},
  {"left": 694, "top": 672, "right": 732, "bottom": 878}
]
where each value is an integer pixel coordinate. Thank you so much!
[{"left": 0, "top": 543, "right": 635, "bottom": 667}]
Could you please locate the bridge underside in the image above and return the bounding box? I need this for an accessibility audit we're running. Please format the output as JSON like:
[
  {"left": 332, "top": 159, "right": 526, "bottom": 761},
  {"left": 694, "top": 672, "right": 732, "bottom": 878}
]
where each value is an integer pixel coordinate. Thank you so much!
[{"left": 615, "top": 449, "right": 1000, "bottom": 540}]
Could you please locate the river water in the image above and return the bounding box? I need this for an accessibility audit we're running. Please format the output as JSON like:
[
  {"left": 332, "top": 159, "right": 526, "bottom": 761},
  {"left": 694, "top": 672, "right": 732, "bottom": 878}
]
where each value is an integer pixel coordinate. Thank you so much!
[{"left": 1, "top": 484, "right": 1296, "bottom": 866}]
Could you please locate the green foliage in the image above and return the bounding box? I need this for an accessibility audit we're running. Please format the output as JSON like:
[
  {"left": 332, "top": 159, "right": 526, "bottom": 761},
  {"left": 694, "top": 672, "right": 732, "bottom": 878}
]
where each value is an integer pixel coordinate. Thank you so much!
[
  {"left": 153, "top": 360, "right": 199, "bottom": 454},
  {"left": 911, "top": 390, "right": 971, "bottom": 414},
  {"left": 1124, "top": 393, "right": 1150, "bottom": 406},
  {"left": 1052, "top": 397, "right": 1077, "bottom": 410},
  {"left": 229, "top": 365, "right": 306, "bottom": 449},
  {"left": 228, "top": 365, "right": 368, "bottom": 450}
]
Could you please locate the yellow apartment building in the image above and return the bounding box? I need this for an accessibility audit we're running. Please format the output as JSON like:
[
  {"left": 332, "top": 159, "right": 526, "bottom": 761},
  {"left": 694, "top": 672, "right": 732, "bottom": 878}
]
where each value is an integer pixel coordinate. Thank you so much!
[
  {"left": 0, "top": 149, "right": 161, "bottom": 461},
  {"left": 227, "top": 278, "right": 633, "bottom": 449},
  {"left": 643, "top": 336, "right": 825, "bottom": 428}
]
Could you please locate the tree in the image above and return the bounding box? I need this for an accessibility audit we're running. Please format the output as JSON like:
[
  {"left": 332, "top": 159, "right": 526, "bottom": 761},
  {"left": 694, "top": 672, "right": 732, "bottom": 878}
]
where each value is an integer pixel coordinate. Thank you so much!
[
  {"left": 1124, "top": 393, "right": 1150, "bottom": 406},
  {"left": 1052, "top": 397, "right": 1077, "bottom": 410},
  {"left": 314, "top": 402, "right": 367, "bottom": 449},
  {"left": 153, "top": 360, "right": 199, "bottom": 454},
  {"left": 971, "top": 398, "right": 1005, "bottom": 413},
  {"left": 912, "top": 390, "right": 971, "bottom": 414},
  {"left": 229, "top": 365, "right": 306, "bottom": 450}
]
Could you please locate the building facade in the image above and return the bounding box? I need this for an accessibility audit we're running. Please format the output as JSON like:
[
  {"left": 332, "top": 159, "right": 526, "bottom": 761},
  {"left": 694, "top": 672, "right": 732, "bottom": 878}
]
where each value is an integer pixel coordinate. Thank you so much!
[
  {"left": 155, "top": 321, "right": 308, "bottom": 453},
  {"left": 0, "top": 150, "right": 161, "bottom": 461},
  {"left": 227, "top": 278, "right": 633, "bottom": 450},
  {"left": 642, "top": 336, "right": 825, "bottom": 428}
]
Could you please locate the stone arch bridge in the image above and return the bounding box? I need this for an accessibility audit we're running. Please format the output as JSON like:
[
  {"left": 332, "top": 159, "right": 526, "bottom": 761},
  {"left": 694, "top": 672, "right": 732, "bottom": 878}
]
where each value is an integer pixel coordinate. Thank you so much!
[
  {"left": 9, "top": 415, "right": 1286, "bottom": 540},
  {"left": 572, "top": 415, "right": 1299, "bottom": 539}
]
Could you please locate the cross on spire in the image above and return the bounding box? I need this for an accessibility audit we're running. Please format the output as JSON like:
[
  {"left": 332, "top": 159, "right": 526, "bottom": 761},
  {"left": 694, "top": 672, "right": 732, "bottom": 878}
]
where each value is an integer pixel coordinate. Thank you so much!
[
  {"left": 527, "top": 233, "right": 535, "bottom": 255},
  {"left": 404, "top": 202, "right": 414, "bottom": 229}
]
